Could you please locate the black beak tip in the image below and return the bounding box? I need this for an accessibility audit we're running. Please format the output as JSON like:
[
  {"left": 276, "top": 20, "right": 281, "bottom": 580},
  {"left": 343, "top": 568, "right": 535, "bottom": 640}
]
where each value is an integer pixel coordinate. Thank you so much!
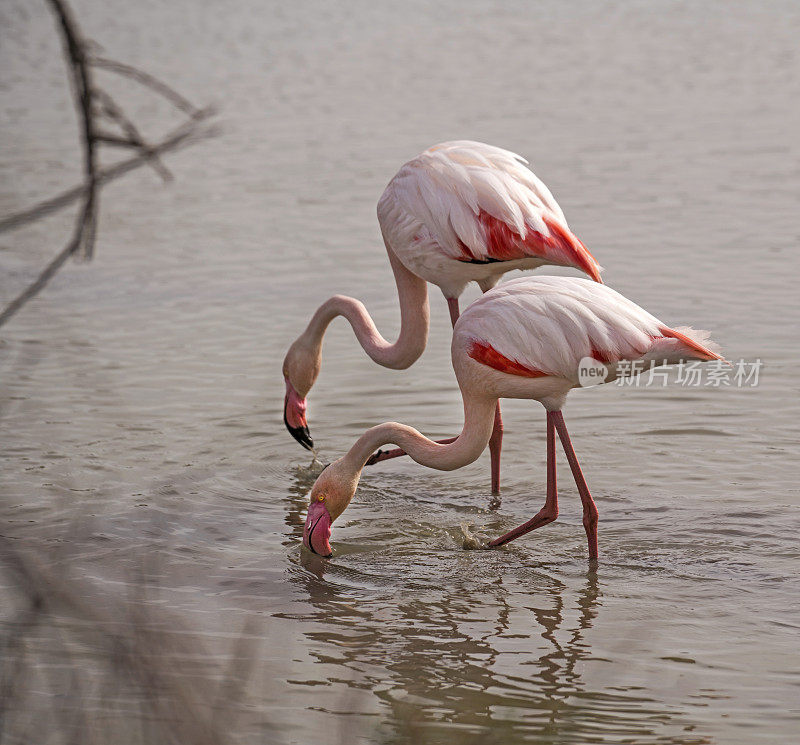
[
  {"left": 289, "top": 424, "right": 314, "bottom": 451},
  {"left": 284, "top": 406, "right": 314, "bottom": 451}
]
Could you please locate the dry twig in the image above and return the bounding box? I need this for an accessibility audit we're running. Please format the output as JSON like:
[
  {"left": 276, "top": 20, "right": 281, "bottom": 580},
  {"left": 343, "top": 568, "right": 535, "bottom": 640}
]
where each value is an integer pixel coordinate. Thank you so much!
[{"left": 0, "top": 0, "right": 219, "bottom": 330}]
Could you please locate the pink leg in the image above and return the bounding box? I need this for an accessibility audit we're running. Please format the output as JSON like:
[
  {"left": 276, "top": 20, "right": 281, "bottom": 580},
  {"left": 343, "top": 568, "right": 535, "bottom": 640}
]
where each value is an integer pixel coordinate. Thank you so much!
[
  {"left": 488, "top": 412, "right": 558, "bottom": 547},
  {"left": 551, "top": 411, "right": 599, "bottom": 561},
  {"left": 365, "top": 437, "right": 457, "bottom": 466},
  {"left": 489, "top": 403, "right": 503, "bottom": 495},
  {"left": 447, "top": 297, "right": 460, "bottom": 327},
  {"left": 368, "top": 295, "right": 504, "bottom": 497},
  {"left": 470, "top": 292, "right": 504, "bottom": 495},
  {"left": 367, "top": 298, "right": 462, "bottom": 467}
]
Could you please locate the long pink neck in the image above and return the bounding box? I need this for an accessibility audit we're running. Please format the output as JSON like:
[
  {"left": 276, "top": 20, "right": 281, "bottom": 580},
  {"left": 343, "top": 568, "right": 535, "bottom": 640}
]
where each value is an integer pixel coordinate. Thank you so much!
[
  {"left": 342, "top": 388, "right": 497, "bottom": 473},
  {"left": 302, "top": 244, "right": 429, "bottom": 370}
]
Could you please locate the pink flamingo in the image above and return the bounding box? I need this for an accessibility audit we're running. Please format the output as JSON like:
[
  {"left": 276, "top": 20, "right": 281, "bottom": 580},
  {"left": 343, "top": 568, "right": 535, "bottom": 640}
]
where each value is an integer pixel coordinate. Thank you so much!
[
  {"left": 301, "top": 276, "right": 724, "bottom": 560},
  {"left": 283, "top": 141, "right": 602, "bottom": 495}
]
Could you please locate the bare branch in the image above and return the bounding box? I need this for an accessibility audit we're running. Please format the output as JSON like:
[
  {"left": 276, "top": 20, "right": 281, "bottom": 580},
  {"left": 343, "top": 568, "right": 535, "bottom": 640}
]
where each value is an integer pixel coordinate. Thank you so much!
[
  {"left": 0, "top": 110, "right": 216, "bottom": 236},
  {"left": 0, "top": 199, "right": 92, "bottom": 327},
  {"left": 94, "top": 88, "right": 173, "bottom": 181},
  {"left": 0, "top": 117, "right": 218, "bottom": 329},
  {"left": 94, "top": 132, "right": 141, "bottom": 148},
  {"left": 0, "top": 0, "right": 219, "bottom": 330},
  {"left": 90, "top": 55, "right": 203, "bottom": 118},
  {"left": 46, "top": 0, "right": 99, "bottom": 260}
]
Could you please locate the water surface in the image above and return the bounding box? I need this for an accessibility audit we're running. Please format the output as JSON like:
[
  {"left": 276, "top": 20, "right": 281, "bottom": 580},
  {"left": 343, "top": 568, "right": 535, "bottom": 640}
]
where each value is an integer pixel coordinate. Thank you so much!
[{"left": 1, "top": 1, "right": 799, "bottom": 742}]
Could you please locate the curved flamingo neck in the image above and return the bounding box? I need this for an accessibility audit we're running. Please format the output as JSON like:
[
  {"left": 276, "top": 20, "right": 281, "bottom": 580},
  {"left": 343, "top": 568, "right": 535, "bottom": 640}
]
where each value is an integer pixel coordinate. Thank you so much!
[
  {"left": 301, "top": 243, "right": 430, "bottom": 370},
  {"left": 342, "top": 388, "right": 497, "bottom": 473}
]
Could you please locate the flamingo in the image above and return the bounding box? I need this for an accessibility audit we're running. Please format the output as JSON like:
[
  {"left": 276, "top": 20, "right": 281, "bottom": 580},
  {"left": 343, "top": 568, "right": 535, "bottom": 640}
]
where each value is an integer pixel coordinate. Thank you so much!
[
  {"left": 301, "top": 276, "right": 724, "bottom": 560},
  {"left": 283, "top": 141, "right": 603, "bottom": 495}
]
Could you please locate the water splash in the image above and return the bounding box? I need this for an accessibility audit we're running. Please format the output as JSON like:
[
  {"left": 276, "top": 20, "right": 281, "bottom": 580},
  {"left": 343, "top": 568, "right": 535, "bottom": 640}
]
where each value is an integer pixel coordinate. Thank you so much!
[{"left": 460, "top": 522, "right": 490, "bottom": 550}]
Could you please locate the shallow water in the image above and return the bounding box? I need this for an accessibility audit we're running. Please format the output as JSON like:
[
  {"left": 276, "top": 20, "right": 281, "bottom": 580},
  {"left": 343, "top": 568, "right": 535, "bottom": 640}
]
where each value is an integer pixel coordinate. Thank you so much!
[{"left": 1, "top": 0, "right": 799, "bottom": 742}]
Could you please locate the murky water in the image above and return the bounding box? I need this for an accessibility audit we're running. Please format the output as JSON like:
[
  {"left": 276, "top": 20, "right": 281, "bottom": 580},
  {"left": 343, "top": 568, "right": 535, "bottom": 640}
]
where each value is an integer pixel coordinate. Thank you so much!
[{"left": 2, "top": 1, "right": 799, "bottom": 742}]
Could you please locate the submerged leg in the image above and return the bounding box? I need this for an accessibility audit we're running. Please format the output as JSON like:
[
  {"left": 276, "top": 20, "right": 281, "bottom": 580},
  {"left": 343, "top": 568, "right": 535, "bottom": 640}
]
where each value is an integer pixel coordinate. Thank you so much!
[
  {"left": 551, "top": 411, "right": 599, "bottom": 561},
  {"left": 489, "top": 412, "right": 558, "bottom": 547}
]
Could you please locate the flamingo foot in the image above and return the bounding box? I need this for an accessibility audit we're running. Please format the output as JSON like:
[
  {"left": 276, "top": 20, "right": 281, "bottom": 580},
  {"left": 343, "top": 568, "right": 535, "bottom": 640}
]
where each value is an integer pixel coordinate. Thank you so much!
[{"left": 488, "top": 505, "right": 558, "bottom": 547}]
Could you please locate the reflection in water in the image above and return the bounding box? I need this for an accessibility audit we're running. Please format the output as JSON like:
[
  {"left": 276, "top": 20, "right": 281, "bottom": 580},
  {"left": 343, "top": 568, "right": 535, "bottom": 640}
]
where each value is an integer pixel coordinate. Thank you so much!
[
  {"left": 288, "top": 545, "right": 709, "bottom": 744},
  {"left": 284, "top": 459, "right": 325, "bottom": 532}
]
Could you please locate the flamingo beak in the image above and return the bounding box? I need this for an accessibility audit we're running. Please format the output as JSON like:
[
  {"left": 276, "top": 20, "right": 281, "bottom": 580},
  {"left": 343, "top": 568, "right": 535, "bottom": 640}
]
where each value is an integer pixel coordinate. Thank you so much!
[
  {"left": 303, "top": 500, "right": 333, "bottom": 557},
  {"left": 284, "top": 378, "right": 313, "bottom": 450}
]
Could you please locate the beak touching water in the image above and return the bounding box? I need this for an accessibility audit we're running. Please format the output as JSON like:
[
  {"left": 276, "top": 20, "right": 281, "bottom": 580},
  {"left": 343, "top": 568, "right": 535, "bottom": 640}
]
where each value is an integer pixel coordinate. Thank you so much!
[
  {"left": 303, "top": 499, "right": 333, "bottom": 557},
  {"left": 284, "top": 378, "right": 313, "bottom": 450}
]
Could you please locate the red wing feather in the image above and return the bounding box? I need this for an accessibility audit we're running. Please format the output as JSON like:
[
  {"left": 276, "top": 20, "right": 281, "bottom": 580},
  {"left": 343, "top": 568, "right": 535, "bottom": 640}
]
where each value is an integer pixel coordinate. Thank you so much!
[
  {"left": 468, "top": 340, "right": 548, "bottom": 378},
  {"left": 657, "top": 326, "right": 724, "bottom": 361},
  {"left": 457, "top": 210, "right": 602, "bottom": 283}
]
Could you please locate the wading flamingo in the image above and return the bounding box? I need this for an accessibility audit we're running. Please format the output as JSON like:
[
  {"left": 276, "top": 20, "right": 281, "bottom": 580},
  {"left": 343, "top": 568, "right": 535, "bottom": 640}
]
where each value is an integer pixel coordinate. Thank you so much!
[
  {"left": 283, "top": 141, "right": 603, "bottom": 495},
  {"left": 301, "top": 276, "right": 723, "bottom": 560}
]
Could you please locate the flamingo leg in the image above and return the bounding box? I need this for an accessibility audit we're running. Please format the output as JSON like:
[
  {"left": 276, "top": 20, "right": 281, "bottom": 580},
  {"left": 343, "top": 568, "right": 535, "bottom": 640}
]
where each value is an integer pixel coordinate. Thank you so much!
[
  {"left": 365, "top": 437, "right": 457, "bottom": 466},
  {"left": 488, "top": 412, "right": 558, "bottom": 547},
  {"left": 446, "top": 297, "right": 460, "bottom": 327},
  {"left": 367, "top": 294, "right": 504, "bottom": 495},
  {"left": 551, "top": 411, "right": 599, "bottom": 561},
  {"left": 489, "top": 403, "right": 503, "bottom": 495},
  {"left": 364, "top": 297, "right": 459, "bottom": 467},
  {"left": 456, "top": 295, "right": 504, "bottom": 495}
]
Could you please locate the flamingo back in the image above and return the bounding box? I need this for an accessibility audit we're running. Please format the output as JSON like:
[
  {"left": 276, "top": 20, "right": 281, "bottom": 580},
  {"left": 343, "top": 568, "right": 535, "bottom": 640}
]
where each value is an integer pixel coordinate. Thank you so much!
[
  {"left": 378, "top": 142, "right": 601, "bottom": 296},
  {"left": 454, "top": 276, "right": 722, "bottom": 383}
]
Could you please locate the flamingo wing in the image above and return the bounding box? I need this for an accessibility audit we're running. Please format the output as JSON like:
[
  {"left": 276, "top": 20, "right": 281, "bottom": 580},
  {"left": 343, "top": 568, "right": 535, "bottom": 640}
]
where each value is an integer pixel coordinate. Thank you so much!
[
  {"left": 458, "top": 276, "right": 722, "bottom": 380},
  {"left": 379, "top": 141, "right": 602, "bottom": 282}
]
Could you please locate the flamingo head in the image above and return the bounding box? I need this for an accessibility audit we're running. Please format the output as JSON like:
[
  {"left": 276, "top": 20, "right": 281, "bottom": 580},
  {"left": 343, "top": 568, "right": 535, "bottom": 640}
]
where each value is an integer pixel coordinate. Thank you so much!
[
  {"left": 302, "top": 457, "right": 360, "bottom": 558},
  {"left": 282, "top": 337, "right": 322, "bottom": 451},
  {"left": 303, "top": 497, "right": 333, "bottom": 557}
]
